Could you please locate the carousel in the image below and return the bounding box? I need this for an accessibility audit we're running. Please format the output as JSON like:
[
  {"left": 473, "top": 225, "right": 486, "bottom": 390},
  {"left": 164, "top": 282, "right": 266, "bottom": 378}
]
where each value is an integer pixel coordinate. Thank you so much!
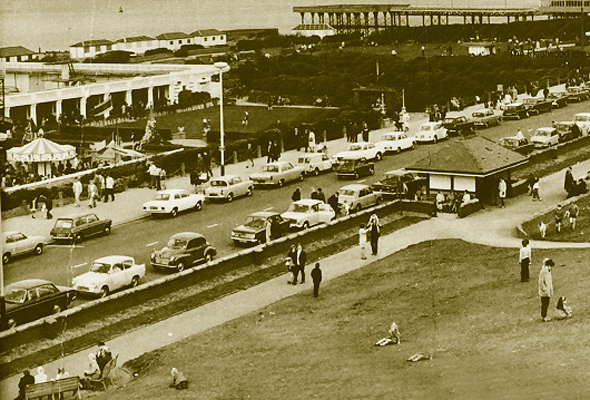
[{"left": 7, "top": 137, "right": 76, "bottom": 177}]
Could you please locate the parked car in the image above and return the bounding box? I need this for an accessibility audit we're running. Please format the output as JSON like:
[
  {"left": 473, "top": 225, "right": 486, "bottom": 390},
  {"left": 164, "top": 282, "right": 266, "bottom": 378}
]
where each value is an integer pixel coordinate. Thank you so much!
[
  {"left": 374, "top": 131, "right": 415, "bottom": 153},
  {"left": 547, "top": 91, "right": 569, "bottom": 108},
  {"left": 143, "top": 189, "right": 204, "bottom": 217},
  {"left": 553, "top": 121, "right": 582, "bottom": 143},
  {"left": 2, "top": 231, "right": 46, "bottom": 264},
  {"left": 204, "top": 175, "right": 253, "bottom": 202},
  {"left": 332, "top": 142, "right": 383, "bottom": 164},
  {"left": 498, "top": 136, "right": 535, "bottom": 155},
  {"left": 522, "top": 96, "right": 553, "bottom": 115},
  {"left": 371, "top": 169, "right": 428, "bottom": 200},
  {"left": 73, "top": 255, "right": 146, "bottom": 298},
  {"left": 231, "top": 211, "right": 291, "bottom": 246},
  {"left": 442, "top": 113, "right": 475, "bottom": 136},
  {"left": 335, "top": 156, "right": 375, "bottom": 179},
  {"left": 530, "top": 127, "right": 559, "bottom": 148},
  {"left": 249, "top": 162, "right": 305, "bottom": 187},
  {"left": 502, "top": 103, "right": 529, "bottom": 120},
  {"left": 3, "top": 279, "right": 76, "bottom": 330},
  {"left": 50, "top": 213, "right": 112, "bottom": 243},
  {"left": 414, "top": 122, "right": 448, "bottom": 143},
  {"left": 567, "top": 86, "right": 589, "bottom": 102},
  {"left": 338, "top": 184, "right": 381, "bottom": 213},
  {"left": 471, "top": 108, "right": 501, "bottom": 128},
  {"left": 573, "top": 113, "right": 590, "bottom": 135},
  {"left": 281, "top": 199, "right": 335, "bottom": 230},
  {"left": 151, "top": 232, "right": 216, "bottom": 272},
  {"left": 296, "top": 153, "right": 333, "bottom": 176}
]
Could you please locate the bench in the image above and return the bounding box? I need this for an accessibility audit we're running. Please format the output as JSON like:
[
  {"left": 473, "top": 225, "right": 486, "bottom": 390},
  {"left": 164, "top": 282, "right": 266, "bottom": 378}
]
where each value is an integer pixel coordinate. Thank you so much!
[
  {"left": 25, "top": 376, "right": 81, "bottom": 399},
  {"left": 89, "top": 353, "right": 118, "bottom": 391}
]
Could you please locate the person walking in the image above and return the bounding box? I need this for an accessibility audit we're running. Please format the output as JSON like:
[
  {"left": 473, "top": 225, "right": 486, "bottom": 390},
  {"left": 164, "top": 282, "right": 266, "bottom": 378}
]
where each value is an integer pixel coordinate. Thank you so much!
[
  {"left": 368, "top": 214, "right": 381, "bottom": 256},
  {"left": 327, "top": 192, "right": 339, "bottom": 214},
  {"left": 291, "top": 187, "right": 302, "bottom": 202},
  {"left": 359, "top": 223, "right": 368, "bottom": 260},
  {"left": 316, "top": 188, "right": 326, "bottom": 203},
  {"left": 293, "top": 244, "right": 307, "bottom": 284},
  {"left": 519, "top": 239, "right": 531, "bottom": 282},
  {"left": 15, "top": 370, "right": 35, "bottom": 400},
  {"left": 148, "top": 163, "right": 160, "bottom": 189},
  {"left": 242, "top": 110, "right": 249, "bottom": 126},
  {"left": 538, "top": 258, "right": 554, "bottom": 322},
  {"left": 311, "top": 263, "right": 322, "bottom": 297},
  {"left": 554, "top": 204, "right": 564, "bottom": 233},
  {"left": 73, "top": 177, "right": 83, "bottom": 207},
  {"left": 287, "top": 245, "right": 297, "bottom": 284},
  {"left": 245, "top": 143, "right": 256, "bottom": 168},
  {"left": 564, "top": 167, "right": 575, "bottom": 197},
  {"left": 88, "top": 180, "right": 98, "bottom": 208},
  {"left": 567, "top": 203, "right": 579, "bottom": 230},
  {"left": 532, "top": 178, "right": 542, "bottom": 201},
  {"left": 310, "top": 187, "right": 319, "bottom": 200},
  {"left": 103, "top": 174, "right": 115, "bottom": 203},
  {"left": 307, "top": 129, "right": 316, "bottom": 153},
  {"left": 498, "top": 178, "right": 507, "bottom": 208}
]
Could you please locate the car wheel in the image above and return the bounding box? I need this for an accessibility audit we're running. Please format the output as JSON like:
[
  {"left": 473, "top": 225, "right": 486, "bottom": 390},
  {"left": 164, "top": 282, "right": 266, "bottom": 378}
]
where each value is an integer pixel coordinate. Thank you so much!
[
  {"left": 516, "top": 114, "right": 521, "bottom": 120},
  {"left": 227, "top": 193, "right": 234, "bottom": 202},
  {"left": 34, "top": 244, "right": 43, "bottom": 256},
  {"left": 194, "top": 201, "right": 203, "bottom": 211},
  {"left": 278, "top": 179, "right": 285, "bottom": 187},
  {"left": 396, "top": 147, "right": 401, "bottom": 154},
  {"left": 176, "top": 262, "right": 186, "bottom": 272},
  {"left": 369, "top": 167, "right": 375, "bottom": 175},
  {"left": 355, "top": 204, "right": 362, "bottom": 213},
  {"left": 302, "top": 221, "right": 310, "bottom": 230},
  {"left": 205, "top": 253, "right": 214, "bottom": 262},
  {"left": 411, "top": 142, "right": 415, "bottom": 149},
  {"left": 314, "top": 168, "right": 320, "bottom": 176},
  {"left": 7, "top": 318, "right": 17, "bottom": 329},
  {"left": 131, "top": 276, "right": 140, "bottom": 287},
  {"left": 354, "top": 171, "right": 360, "bottom": 179},
  {"left": 375, "top": 197, "right": 381, "bottom": 205},
  {"left": 484, "top": 122, "right": 489, "bottom": 129},
  {"left": 299, "top": 173, "right": 305, "bottom": 181},
  {"left": 376, "top": 152, "right": 383, "bottom": 161},
  {"left": 433, "top": 136, "right": 438, "bottom": 143},
  {"left": 246, "top": 187, "right": 253, "bottom": 196},
  {"left": 170, "top": 208, "right": 178, "bottom": 218},
  {"left": 99, "top": 286, "right": 109, "bottom": 298},
  {"left": 74, "top": 233, "right": 83, "bottom": 243},
  {"left": 103, "top": 226, "right": 111, "bottom": 236},
  {"left": 2, "top": 252, "right": 10, "bottom": 264},
  {"left": 53, "top": 304, "right": 63, "bottom": 314}
]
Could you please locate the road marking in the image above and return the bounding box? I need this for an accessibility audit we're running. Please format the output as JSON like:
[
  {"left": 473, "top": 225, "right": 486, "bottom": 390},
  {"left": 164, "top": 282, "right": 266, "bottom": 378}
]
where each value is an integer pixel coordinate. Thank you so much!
[
  {"left": 146, "top": 242, "right": 159, "bottom": 247},
  {"left": 264, "top": 207, "right": 274, "bottom": 211},
  {"left": 207, "top": 223, "right": 219, "bottom": 228},
  {"left": 73, "top": 263, "right": 87, "bottom": 269}
]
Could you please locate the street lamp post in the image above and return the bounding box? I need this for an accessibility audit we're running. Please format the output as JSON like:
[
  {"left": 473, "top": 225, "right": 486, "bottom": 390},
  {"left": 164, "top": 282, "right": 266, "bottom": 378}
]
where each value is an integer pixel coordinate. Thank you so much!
[{"left": 214, "top": 62, "right": 230, "bottom": 177}]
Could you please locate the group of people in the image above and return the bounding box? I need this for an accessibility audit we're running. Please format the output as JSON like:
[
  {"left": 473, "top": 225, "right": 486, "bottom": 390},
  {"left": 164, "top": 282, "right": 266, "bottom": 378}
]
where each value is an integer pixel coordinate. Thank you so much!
[
  {"left": 1, "top": 156, "right": 98, "bottom": 188},
  {"left": 564, "top": 166, "right": 588, "bottom": 198},
  {"left": 15, "top": 366, "right": 70, "bottom": 400},
  {"left": 292, "top": 187, "right": 346, "bottom": 216},
  {"left": 359, "top": 214, "right": 382, "bottom": 260},
  {"left": 266, "top": 141, "right": 282, "bottom": 163},
  {"left": 284, "top": 244, "right": 323, "bottom": 297}
]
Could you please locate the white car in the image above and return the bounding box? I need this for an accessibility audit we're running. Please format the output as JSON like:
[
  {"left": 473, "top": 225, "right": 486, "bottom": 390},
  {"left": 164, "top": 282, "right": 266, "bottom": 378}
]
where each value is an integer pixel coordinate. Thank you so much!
[
  {"left": 296, "top": 153, "right": 333, "bottom": 175},
  {"left": 281, "top": 199, "right": 335, "bottom": 230},
  {"left": 2, "top": 231, "right": 46, "bottom": 264},
  {"left": 374, "top": 131, "right": 415, "bottom": 153},
  {"left": 72, "top": 255, "right": 146, "bottom": 297},
  {"left": 531, "top": 127, "right": 559, "bottom": 148},
  {"left": 414, "top": 122, "right": 448, "bottom": 143},
  {"left": 338, "top": 184, "right": 382, "bottom": 213},
  {"left": 204, "top": 175, "right": 253, "bottom": 202},
  {"left": 574, "top": 113, "right": 590, "bottom": 136},
  {"left": 249, "top": 162, "right": 305, "bottom": 187},
  {"left": 142, "top": 189, "right": 205, "bottom": 217},
  {"left": 332, "top": 142, "right": 383, "bottom": 164}
]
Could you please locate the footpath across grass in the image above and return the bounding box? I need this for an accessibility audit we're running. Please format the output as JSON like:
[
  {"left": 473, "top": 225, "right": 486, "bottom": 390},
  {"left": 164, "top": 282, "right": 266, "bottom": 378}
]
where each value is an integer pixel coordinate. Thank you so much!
[{"left": 94, "top": 240, "right": 589, "bottom": 400}]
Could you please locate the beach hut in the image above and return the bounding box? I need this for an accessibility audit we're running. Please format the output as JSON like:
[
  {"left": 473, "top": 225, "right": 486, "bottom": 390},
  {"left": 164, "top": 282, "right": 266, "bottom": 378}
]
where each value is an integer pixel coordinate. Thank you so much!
[{"left": 7, "top": 137, "right": 76, "bottom": 177}]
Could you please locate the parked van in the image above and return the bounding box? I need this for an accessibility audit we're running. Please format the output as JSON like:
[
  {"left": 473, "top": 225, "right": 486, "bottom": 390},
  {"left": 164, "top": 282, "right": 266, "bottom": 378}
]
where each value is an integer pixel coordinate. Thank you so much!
[{"left": 574, "top": 113, "right": 590, "bottom": 136}]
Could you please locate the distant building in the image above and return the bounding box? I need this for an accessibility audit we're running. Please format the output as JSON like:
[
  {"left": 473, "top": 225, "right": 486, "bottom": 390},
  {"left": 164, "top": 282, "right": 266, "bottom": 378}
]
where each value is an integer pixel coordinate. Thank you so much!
[
  {"left": 0, "top": 46, "right": 38, "bottom": 62},
  {"left": 156, "top": 32, "right": 192, "bottom": 51},
  {"left": 115, "top": 36, "right": 159, "bottom": 55},
  {"left": 292, "top": 24, "right": 336, "bottom": 39},
  {"left": 190, "top": 29, "right": 227, "bottom": 47},
  {"left": 69, "top": 39, "right": 115, "bottom": 59}
]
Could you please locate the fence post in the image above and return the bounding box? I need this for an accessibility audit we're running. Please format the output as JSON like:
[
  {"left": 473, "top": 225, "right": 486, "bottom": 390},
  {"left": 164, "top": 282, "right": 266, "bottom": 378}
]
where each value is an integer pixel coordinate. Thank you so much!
[
  {"left": 180, "top": 162, "right": 186, "bottom": 176},
  {"left": 257, "top": 145, "right": 262, "bottom": 158},
  {"left": 233, "top": 151, "right": 238, "bottom": 164}
]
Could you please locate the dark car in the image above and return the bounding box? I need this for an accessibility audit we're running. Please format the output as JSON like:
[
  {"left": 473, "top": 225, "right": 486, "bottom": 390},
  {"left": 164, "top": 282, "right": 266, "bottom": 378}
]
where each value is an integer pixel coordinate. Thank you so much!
[
  {"left": 522, "top": 97, "right": 553, "bottom": 115},
  {"left": 231, "top": 211, "right": 291, "bottom": 246},
  {"left": 502, "top": 103, "right": 529, "bottom": 120},
  {"left": 335, "top": 157, "right": 374, "bottom": 179},
  {"left": 371, "top": 169, "right": 427, "bottom": 200},
  {"left": 553, "top": 121, "right": 582, "bottom": 143},
  {"left": 546, "top": 91, "right": 569, "bottom": 108},
  {"left": 50, "top": 213, "right": 112, "bottom": 243},
  {"left": 442, "top": 114, "right": 475, "bottom": 136},
  {"left": 151, "top": 232, "right": 216, "bottom": 272},
  {"left": 498, "top": 136, "right": 535, "bottom": 155},
  {"left": 3, "top": 279, "right": 76, "bottom": 330}
]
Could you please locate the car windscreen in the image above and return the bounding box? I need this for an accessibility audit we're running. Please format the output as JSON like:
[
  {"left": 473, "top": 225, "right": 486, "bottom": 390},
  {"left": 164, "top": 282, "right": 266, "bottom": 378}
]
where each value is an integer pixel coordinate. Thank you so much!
[
  {"left": 339, "top": 160, "right": 356, "bottom": 168},
  {"left": 298, "top": 157, "right": 311, "bottom": 164},
  {"left": 54, "top": 219, "right": 73, "bottom": 229},
  {"left": 472, "top": 112, "right": 485, "bottom": 117},
  {"left": 575, "top": 115, "right": 589, "bottom": 122},
  {"left": 167, "top": 238, "right": 187, "bottom": 248},
  {"left": 5, "top": 288, "right": 27, "bottom": 303},
  {"left": 89, "top": 262, "right": 111, "bottom": 273},
  {"left": 288, "top": 203, "right": 311, "bottom": 213},
  {"left": 154, "top": 193, "right": 170, "bottom": 201},
  {"left": 501, "top": 139, "right": 518, "bottom": 146},
  {"left": 262, "top": 165, "right": 278, "bottom": 173},
  {"left": 382, "top": 134, "right": 396, "bottom": 141},
  {"left": 442, "top": 118, "right": 455, "bottom": 124},
  {"left": 535, "top": 130, "right": 550, "bottom": 136},
  {"left": 245, "top": 216, "right": 266, "bottom": 228},
  {"left": 210, "top": 180, "right": 228, "bottom": 187},
  {"left": 420, "top": 125, "right": 432, "bottom": 131},
  {"left": 348, "top": 144, "right": 363, "bottom": 151}
]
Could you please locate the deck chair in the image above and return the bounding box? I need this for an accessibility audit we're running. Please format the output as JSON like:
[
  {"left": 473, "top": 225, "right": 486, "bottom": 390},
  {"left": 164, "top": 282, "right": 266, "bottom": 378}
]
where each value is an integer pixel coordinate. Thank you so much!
[{"left": 90, "top": 353, "right": 118, "bottom": 391}]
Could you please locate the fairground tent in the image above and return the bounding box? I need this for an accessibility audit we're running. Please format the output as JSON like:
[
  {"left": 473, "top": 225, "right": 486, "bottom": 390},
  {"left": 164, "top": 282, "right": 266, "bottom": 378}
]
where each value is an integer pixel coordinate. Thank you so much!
[{"left": 7, "top": 137, "right": 76, "bottom": 176}]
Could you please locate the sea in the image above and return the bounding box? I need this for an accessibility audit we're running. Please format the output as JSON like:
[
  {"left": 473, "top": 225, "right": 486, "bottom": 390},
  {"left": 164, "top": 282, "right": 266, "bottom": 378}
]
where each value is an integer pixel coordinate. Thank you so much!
[{"left": 1, "top": 0, "right": 542, "bottom": 51}]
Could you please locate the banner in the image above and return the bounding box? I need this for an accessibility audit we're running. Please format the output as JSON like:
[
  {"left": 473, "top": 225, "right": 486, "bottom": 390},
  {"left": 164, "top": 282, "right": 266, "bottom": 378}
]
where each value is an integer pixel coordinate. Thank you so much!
[{"left": 91, "top": 95, "right": 113, "bottom": 117}]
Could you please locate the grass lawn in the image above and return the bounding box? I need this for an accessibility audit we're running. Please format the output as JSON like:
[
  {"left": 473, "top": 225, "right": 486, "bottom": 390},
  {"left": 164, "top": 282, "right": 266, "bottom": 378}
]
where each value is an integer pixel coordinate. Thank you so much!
[
  {"left": 95, "top": 239, "right": 590, "bottom": 400},
  {"left": 115, "top": 106, "right": 339, "bottom": 141}
]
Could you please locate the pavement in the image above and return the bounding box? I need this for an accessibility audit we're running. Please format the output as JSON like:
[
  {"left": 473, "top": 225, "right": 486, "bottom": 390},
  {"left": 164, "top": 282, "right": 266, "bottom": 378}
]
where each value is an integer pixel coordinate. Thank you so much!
[{"left": 3, "top": 87, "right": 589, "bottom": 398}]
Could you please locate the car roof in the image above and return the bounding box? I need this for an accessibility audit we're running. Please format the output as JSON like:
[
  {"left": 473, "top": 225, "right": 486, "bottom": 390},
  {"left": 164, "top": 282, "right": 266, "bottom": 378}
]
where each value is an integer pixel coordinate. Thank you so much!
[
  {"left": 444, "top": 112, "right": 464, "bottom": 118},
  {"left": 472, "top": 108, "right": 493, "bottom": 113},
  {"left": 339, "top": 184, "right": 369, "bottom": 191},
  {"left": 339, "top": 155, "right": 367, "bottom": 160},
  {"left": 57, "top": 213, "right": 98, "bottom": 219},
  {"left": 500, "top": 136, "right": 525, "bottom": 141},
  {"left": 292, "top": 199, "right": 323, "bottom": 206},
  {"left": 554, "top": 121, "right": 574, "bottom": 125},
  {"left": 575, "top": 112, "right": 590, "bottom": 116},
  {"left": 249, "top": 211, "right": 280, "bottom": 218},
  {"left": 385, "top": 168, "right": 410, "bottom": 176},
  {"left": 535, "top": 127, "right": 556, "bottom": 132},
  {"left": 420, "top": 122, "right": 440, "bottom": 127},
  {"left": 6, "top": 279, "right": 55, "bottom": 290},
  {"left": 211, "top": 175, "right": 239, "bottom": 181},
  {"left": 93, "top": 255, "right": 133, "bottom": 264},
  {"left": 266, "top": 161, "right": 289, "bottom": 166},
  {"left": 3, "top": 231, "right": 21, "bottom": 236},
  {"left": 170, "top": 232, "right": 205, "bottom": 240},
  {"left": 156, "top": 189, "right": 187, "bottom": 195}
]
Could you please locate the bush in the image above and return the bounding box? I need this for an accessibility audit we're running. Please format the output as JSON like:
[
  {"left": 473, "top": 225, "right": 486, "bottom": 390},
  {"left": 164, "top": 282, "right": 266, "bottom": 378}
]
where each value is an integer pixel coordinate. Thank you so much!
[{"left": 144, "top": 48, "right": 173, "bottom": 57}]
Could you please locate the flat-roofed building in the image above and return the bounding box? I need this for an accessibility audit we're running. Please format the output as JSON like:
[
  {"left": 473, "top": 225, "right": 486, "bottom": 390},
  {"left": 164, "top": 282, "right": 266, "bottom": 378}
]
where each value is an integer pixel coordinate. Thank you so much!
[
  {"left": 190, "top": 29, "right": 226, "bottom": 47},
  {"left": 115, "top": 36, "right": 159, "bottom": 55},
  {"left": 156, "top": 32, "right": 192, "bottom": 51},
  {"left": 70, "top": 39, "right": 115, "bottom": 60},
  {"left": 292, "top": 23, "right": 336, "bottom": 39}
]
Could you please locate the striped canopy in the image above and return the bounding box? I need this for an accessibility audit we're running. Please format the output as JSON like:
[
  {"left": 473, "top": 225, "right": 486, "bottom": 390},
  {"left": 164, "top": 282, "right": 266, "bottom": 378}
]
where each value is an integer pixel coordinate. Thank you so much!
[{"left": 7, "top": 138, "right": 76, "bottom": 163}]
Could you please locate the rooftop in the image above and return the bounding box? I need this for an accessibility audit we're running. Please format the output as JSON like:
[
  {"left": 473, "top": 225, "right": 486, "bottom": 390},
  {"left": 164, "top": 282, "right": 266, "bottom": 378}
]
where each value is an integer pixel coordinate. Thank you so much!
[
  {"left": 115, "top": 36, "right": 156, "bottom": 43},
  {"left": 190, "top": 29, "right": 224, "bottom": 37},
  {"left": 293, "top": 24, "right": 335, "bottom": 31},
  {"left": 0, "top": 46, "right": 35, "bottom": 57},
  {"left": 156, "top": 32, "right": 190, "bottom": 40},
  {"left": 70, "top": 39, "right": 114, "bottom": 47}
]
